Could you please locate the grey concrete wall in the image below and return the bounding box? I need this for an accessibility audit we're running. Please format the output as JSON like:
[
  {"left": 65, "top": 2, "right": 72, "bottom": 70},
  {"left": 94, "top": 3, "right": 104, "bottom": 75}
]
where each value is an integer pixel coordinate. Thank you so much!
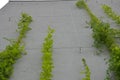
[
  {"left": 0, "top": 0, "right": 119, "bottom": 80},
  {"left": 10, "top": 0, "right": 76, "bottom": 1}
]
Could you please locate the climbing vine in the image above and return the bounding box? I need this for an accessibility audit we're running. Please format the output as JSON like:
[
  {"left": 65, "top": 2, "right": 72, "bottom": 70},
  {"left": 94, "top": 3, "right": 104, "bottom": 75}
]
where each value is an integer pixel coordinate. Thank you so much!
[
  {"left": 0, "top": 13, "right": 32, "bottom": 80},
  {"left": 102, "top": 5, "right": 120, "bottom": 24},
  {"left": 40, "top": 26, "right": 55, "bottom": 80},
  {"left": 76, "top": 0, "right": 120, "bottom": 80},
  {"left": 81, "top": 58, "right": 91, "bottom": 80}
]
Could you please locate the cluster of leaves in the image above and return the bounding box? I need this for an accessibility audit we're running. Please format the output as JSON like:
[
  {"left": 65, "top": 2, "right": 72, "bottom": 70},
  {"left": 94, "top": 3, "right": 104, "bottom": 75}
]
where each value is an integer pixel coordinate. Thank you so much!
[
  {"left": 76, "top": 0, "right": 120, "bottom": 80},
  {"left": 108, "top": 44, "right": 120, "bottom": 80},
  {"left": 76, "top": 0, "right": 117, "bottom": 48},
  {"left": 81, "top": 58, "right": 91, "bottom": 80},
  {"left": 102, "top": 5, "right": 120, "bottom": 24},
  {"left": 76, "top": 0, "right": 93, "bottom": 17},
  {"left": 17, "top": 13, "right": 32, "bottom": 43},
  {"left": 104, "top": 44, "right": 120, "bottom": 80},
  {"left": 40, "top": 27, "right": 55, "bottom": 80},
  {"left": 0, "top": 13, "right": 32, "bottom": 80}
]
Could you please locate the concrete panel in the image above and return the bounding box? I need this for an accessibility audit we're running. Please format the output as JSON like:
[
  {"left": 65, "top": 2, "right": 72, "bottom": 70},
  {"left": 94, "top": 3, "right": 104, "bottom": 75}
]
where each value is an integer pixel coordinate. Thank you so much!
[
  {"left": 10, "top": 50, "right": 41, "bottom": 80},
  {"left": 81, "top": 48, "right": 109, "bottom": 80},
  {"left": 0, "top": 0, "right": 119, "bottom": 80},
  {"left": 53, "top": 48, "right": 80, "bottom": 80}
]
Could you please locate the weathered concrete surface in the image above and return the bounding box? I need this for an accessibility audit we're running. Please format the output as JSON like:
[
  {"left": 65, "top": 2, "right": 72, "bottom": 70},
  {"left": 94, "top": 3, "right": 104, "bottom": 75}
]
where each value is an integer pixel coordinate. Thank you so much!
[{"left": 0, "top": 0, "right": 119, "bottom": 80}]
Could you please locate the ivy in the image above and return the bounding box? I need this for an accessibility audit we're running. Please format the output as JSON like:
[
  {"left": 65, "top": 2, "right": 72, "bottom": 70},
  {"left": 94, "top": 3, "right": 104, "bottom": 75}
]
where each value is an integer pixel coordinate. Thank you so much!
[
  {"left": 75, "top": 0, "right": 119, "bottom": 49},
  {"left": 81, "top": 58, "right": 91, "bottom": 80},
  {"left": 0, "top": 13, "right": 32, "bottom": 80},
  {"left": 102, "top": 5, "right": 120, "bottom": 24},
  {"left": 76, "top": 0, "right": 120, "bottom": 80},
  {"left": 40, "top": 26, "right": 55, "bottom": 80}
]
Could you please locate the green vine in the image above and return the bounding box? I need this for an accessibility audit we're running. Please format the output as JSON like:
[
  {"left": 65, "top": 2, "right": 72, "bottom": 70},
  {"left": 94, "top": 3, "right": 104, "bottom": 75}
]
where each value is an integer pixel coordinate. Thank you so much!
[
  {"left": 40, "top": 26, "right": 55, "bottom": 80},
  {"left": 76, "top": 0, "right": 113, "bottom": 48},
  {"left": 81, "top": 58, "right": 91, "bottom": 80},
  {"left": 102, "top": 5, "right": 120, "bottom": 24},
  {"left": 0, "top": 13, "right": 32, "bottom": 80},
  {"left": 76, "top": 0, "right": 120, "bottom": 80}
]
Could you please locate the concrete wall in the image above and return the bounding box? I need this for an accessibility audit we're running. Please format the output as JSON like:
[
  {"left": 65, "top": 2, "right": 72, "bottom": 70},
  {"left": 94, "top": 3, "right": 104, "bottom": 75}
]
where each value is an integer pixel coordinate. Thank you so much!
[
  {"left": 0, "top": 0, "right": 119, "bottom": 80},
  {"left": 10, "top": 0, "right": 76, "bottom": 1}
]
